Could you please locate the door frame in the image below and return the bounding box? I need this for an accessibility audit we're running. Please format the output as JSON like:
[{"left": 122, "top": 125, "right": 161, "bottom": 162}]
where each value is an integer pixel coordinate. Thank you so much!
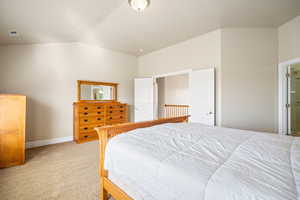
[
  {"left": 278, "top": 57, "right": 300, "bottom": 135},
  {"left": 153, "top": 69, "right": 192, "bottom": 119},
  {"left": 153, "top": 69, "right": 193, "bottom": 79},
  {"left": 152, "top": 67, "right": 215, "bottom": 123}
]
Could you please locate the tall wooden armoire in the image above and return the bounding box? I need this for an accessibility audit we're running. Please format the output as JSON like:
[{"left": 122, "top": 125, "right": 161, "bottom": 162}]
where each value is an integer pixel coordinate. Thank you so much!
[{"left": 0, "top": 94, "right": 26, "bottom": 168}]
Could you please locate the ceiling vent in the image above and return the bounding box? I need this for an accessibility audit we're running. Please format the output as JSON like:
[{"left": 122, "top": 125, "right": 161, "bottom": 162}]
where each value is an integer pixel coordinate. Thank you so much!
[{"left": 8, "top": 30, "right": 19, "bottom": 37}]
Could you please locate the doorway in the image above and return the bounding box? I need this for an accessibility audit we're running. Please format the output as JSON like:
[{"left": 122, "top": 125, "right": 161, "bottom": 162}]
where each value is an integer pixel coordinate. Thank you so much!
[
  {"left": 134, "top": 68, "right": 216, "bottom": 125},
  {"left": 156, "top": 73, "right": 189, "bottom": 119}
]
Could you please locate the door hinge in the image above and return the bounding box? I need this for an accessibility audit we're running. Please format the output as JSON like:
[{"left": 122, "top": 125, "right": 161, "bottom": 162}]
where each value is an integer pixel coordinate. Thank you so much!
[
  {"left": 286, "top": 103, "right": 290, "bottom": 108},
  {"left": 286, "top": 73, "right": 290, "bottom": 78}
]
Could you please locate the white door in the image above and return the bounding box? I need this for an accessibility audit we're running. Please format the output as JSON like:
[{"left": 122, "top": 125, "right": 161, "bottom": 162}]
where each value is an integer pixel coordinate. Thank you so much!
[
  {"left": 189, "top": 68, "right": 215, "bottom": 125},
  {"left": 134, "top": 78, "right": 154, "bottom": 122}
]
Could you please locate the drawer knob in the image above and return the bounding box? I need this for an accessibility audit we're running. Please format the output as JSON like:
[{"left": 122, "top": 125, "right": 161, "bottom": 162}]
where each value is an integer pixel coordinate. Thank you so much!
[
  {"left": 84, "top": 119, "right": 88, "bottom": 122},
  {"left": 120, "top": 110, "right": 123, "bottom": 113},
  {"left": 110, "top": 117, "right": 112, "bottom": 119},
  {"left": 110, "top": 106, "right": 113, "bottom": 109},
  {"left": 120, "top": 106, "right": 123, "bottom": 108},
  {"left": 84, "top": 127, "right": 88, "bottom": 130},
  {"left": 98, "top": 112, "right": 101, "bottom": 114},
  {"left": 97, "top": 106, "right": 101, "bottom": 109},
  {"left": 84, "top": 135, "right": 88, "bottom": 138},
  {"left": 110, "top": 111, "right": 113, "bottom": 113},
  {"left": 120, "top": 116, "right": 123, "bottom": 119},
  {"left": 84, "top": 112, "right": 88, "bottom": 115},
  {"left": 84, "top": 107, "right": 88, "bottom": 110},
  {"left": 97, "top": 118, "right": 101, "bottom": 120}
]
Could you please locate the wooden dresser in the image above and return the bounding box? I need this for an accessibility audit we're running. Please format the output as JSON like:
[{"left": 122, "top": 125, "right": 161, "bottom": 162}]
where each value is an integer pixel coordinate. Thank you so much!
[
  {"left": 73, "top": 101, "right": 128, "bottom": 143},
  {"left": 0, "top": 94, "right": 26, "bottom": 168}
]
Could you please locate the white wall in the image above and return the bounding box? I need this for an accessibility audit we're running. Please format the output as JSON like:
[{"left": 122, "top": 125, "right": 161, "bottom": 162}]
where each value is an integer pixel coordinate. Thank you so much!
[
  {"left": 278, "top": 16, "right": 300, "bottom": 63},
  {"left": 138, "top": 30, "right": 222, "bottom": 124},
  {"left": 165, "top": 74, "right": 189, "bottom": 105},
  {"left": 221, "top": 28, "right": 278, "bottom": 132},
  {"left": 0, "top": 42, "right": 137, "bottom": 142}
]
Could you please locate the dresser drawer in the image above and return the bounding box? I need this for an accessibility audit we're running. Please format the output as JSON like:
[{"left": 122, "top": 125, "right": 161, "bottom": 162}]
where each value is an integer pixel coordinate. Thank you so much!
[
  {"left": 107, "top": 104, "right": 126, "bottom": 110},
  {"left": 107, "top": 109, "right": 126, "bottom": 115},
  {"left": 79, "top": 132, "right": 98, "bottom": 141},
  {"left": 78, "top": 105, "right": 105, "bottom": 113},
  {"left": 79, "top": 110, "right": 105, "bottom": 117},
  {"left": 79, "top": 116, "right": 105, "bottom": 125},
  {"left": 106, "top": 114, "right": 126, "bottom": 121},
  {"left": 80, "top": 123, "right": 105, "bottom": 132}
]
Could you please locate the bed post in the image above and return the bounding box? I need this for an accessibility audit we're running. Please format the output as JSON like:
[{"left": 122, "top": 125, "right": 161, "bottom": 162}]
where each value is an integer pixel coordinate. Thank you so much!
[{"left": 98, "top": 129, "right": 109, "bottom": 200}]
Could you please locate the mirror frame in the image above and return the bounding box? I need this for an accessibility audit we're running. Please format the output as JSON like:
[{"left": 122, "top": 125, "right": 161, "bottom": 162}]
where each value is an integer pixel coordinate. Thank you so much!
[{"left": 77, "top": 80, "right": 118, "bottom": 102}]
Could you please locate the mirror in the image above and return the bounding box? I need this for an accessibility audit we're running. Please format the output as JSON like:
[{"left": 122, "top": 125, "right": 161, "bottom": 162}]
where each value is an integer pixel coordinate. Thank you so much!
[{"left": 77, "top": 80, "right": 117, "bottom": 101}]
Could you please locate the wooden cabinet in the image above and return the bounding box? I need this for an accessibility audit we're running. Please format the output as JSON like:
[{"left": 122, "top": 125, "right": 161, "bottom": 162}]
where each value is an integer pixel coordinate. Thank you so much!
[
  {"left": 73, "top": 102, "right": 128, "bottom": 143},
  {"left": 0, "top": 94, "right": 26, "bottom": 168}
]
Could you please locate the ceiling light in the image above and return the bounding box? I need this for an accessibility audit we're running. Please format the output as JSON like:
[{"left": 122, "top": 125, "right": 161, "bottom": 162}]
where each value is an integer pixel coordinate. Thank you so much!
[{"left": 128, "top": 0, "right": 150, "bottom": 12}]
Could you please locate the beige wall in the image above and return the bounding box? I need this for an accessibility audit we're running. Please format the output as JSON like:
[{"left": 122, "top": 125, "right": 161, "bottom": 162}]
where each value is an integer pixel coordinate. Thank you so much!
[
  {"left": 138, "top": 30, "right": 222, "bottom": 124},
  {"left": 138, "top": 28, "right": 279, "bottom": 132},
  {"left": 165, "top": 74, "right": 189, "bottom": 105},
  {"left": 221, "top": 28, "right": 278, "bottom": 132},
  {"left": 2, "top": 17, "right": 298, "bottom": 141},
  {"left": 278, "top": 16, "right": 300, "bottom": 63},
  {"left": 0, "top": 43, "right": 137, "bottom": 142}
]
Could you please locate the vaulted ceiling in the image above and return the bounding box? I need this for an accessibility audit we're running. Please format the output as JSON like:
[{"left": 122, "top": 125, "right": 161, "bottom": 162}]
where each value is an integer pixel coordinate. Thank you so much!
[{"left": 0, "top": 0, "right": 299, "bottom": 55}]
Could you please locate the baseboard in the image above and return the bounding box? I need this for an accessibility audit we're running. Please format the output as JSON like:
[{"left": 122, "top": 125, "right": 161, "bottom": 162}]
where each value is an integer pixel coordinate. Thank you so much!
[{"left": 26, "top": 136, "right": 73, "bottom": 149}]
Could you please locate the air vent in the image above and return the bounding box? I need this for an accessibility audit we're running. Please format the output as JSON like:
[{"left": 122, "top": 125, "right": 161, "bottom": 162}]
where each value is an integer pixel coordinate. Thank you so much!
[{"left": 8, "top": 30, "right": 19, "bottom": 37}]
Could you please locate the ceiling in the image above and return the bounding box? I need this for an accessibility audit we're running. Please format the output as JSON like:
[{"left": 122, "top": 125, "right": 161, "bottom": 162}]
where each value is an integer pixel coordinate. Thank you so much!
[{"left": 0, "top": 0, "right": 299, "bottom": 55}]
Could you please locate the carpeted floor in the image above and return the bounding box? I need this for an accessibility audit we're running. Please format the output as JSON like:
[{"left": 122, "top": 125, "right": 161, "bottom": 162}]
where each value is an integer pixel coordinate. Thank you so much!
[{"left": 0, "top": 141, "right": 102, "bottom": 200}]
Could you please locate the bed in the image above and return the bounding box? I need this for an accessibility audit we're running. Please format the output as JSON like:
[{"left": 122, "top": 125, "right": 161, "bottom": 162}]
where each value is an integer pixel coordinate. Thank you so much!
[{"left": 95, "top": 116, "right": 300, "bottom": 200}]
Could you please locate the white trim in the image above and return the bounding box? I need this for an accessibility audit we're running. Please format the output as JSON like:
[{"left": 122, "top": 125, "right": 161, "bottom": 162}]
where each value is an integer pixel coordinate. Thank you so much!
[
  {"left": 278, "top": 57, "right": 300, "bottom": 135},
  {"left": 152, "top": 67, "right": 214, "bottom": 79},
  {"left": 26, "top": 136, "right": 73, "bottom": 149},
  {"left": 153, "top": 69, "right": 192, "bottom": 78}
]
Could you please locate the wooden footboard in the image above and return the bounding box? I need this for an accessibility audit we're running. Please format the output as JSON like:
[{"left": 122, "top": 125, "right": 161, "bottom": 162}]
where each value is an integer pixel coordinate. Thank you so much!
[{"left": 95, "top": 116, "right": 189, "bottom": 200}]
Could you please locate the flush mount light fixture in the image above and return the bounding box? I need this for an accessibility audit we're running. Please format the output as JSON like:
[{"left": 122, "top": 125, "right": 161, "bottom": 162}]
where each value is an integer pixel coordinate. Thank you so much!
[{"left": 128, "top": 0, "right": 150, "bottom": 12}]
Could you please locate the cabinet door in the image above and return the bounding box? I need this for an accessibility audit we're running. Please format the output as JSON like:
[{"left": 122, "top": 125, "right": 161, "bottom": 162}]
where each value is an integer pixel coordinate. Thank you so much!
[{"left": 0, "top": 95, "right": 26, "bottom": 168}]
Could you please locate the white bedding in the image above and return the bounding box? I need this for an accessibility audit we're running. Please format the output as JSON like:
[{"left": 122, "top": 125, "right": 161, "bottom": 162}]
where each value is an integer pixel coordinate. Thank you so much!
[{"left": 104, "top": 123, "right": 300, "bottom": 200}]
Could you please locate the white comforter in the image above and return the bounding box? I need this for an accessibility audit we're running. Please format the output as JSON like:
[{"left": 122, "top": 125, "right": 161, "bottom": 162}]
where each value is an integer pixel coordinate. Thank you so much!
[{"left": 104, "top": 123, "right": 300, "bottom": 200}]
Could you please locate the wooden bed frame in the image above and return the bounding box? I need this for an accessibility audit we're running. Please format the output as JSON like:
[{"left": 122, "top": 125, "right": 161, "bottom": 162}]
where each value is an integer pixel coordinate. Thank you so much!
[{"left": 95, "top": 116, "right": 189, "bottom": 200}]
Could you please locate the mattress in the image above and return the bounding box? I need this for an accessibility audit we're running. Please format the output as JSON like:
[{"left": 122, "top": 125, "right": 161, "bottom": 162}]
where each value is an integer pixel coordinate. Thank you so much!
[{"left": 104, "top": 123, "right": 300, "bottom": 200}]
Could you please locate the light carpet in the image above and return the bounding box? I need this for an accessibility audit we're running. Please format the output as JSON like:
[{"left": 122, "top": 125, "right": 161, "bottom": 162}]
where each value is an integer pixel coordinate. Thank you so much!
[{"left": 0, "top": 141, "right": 102, "bottom": 200}]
